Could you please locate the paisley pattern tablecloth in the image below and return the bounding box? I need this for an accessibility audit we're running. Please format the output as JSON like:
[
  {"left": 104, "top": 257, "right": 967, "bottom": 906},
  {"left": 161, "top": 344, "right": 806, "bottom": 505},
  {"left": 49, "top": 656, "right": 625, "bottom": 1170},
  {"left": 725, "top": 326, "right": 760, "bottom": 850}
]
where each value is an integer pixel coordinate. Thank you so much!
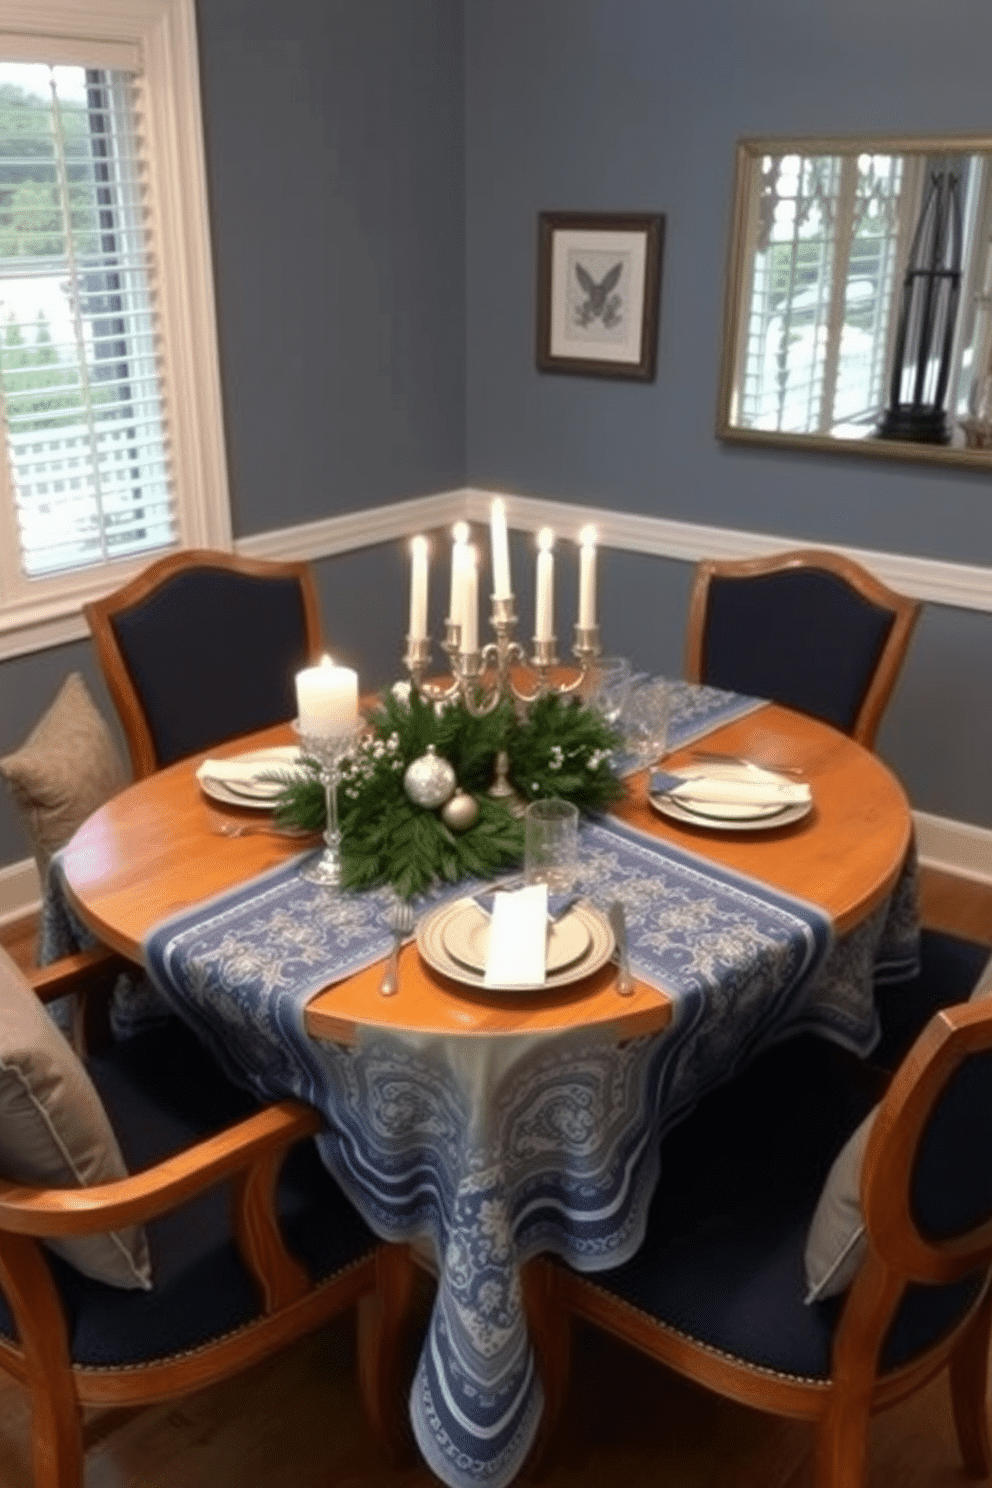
[{"left": 132, "top": 816, "right": 918, "bottom": 1488}]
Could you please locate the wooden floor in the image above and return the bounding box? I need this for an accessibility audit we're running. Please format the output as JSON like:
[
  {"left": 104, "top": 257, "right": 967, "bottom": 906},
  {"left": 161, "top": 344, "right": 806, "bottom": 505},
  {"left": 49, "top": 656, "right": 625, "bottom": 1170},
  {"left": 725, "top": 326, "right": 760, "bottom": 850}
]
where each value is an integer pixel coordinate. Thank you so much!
[{"left": 0, "top": 867, "right": 988, "bottom": 1488}]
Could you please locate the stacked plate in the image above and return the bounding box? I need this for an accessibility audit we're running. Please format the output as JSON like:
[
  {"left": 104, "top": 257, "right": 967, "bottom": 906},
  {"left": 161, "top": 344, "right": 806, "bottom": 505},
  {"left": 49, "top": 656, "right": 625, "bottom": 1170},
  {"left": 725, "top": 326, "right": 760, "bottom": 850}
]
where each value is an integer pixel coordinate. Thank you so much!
[
  {"left": 195, "top": 746, "right": 304, "bottom": 809},
  {"left": 417, "top": 897, "right": 615, "bottom": 993},
  {"left": 648, "top": 760, "right": 812, "bottom": 832}
]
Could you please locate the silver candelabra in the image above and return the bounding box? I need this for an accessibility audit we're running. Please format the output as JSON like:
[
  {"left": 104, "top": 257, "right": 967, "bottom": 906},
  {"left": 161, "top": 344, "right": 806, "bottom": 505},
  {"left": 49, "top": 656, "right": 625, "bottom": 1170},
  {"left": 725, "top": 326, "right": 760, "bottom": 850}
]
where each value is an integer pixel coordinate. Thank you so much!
[{"left": 403, "top": 595, "right": 601, "bottom": 716}]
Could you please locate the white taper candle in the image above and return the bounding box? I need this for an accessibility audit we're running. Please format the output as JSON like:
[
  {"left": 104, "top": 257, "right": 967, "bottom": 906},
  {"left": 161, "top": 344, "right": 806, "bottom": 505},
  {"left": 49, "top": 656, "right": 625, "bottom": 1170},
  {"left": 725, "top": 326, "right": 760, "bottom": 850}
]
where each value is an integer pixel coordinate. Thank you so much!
[
  {"left": 490, "top": 498, "right": 512, "bottom": 600},
  {"left": 449, "top": 521, "right": 469, "bottom": 625},
  {"left": 578, "top": 524, "right": 597, "bottom": 629},
  {"left": 535, "top": 528, "right": 555, "bottom": 642},
  {"left": 409, "top": 535, "right": 429, "bottom": 640},
  {"left": 461, "top": 544, "right": 479, "bottom": 654}
]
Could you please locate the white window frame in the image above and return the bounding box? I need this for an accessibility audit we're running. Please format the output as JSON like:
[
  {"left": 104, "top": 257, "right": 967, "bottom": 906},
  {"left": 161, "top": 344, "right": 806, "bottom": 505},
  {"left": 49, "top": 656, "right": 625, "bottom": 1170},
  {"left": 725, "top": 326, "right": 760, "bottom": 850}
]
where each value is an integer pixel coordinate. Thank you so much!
[{"left": 0, "top": 0, "right": 231, "bottom": 661}]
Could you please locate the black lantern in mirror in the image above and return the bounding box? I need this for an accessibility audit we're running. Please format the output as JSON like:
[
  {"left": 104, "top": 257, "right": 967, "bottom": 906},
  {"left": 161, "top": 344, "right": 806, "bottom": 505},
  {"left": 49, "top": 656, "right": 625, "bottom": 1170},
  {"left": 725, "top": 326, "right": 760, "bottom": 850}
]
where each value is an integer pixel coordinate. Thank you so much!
[{"left": 877, "top": 169, "right": 963, "bottom": 444}]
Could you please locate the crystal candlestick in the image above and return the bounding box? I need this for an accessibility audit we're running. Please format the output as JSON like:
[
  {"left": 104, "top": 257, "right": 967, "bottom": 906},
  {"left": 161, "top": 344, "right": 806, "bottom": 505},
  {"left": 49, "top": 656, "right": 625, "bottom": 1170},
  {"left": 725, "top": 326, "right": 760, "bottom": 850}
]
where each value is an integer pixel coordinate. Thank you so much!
[{"left": 295, "top": 723, "right": 360, "bottom": 887}]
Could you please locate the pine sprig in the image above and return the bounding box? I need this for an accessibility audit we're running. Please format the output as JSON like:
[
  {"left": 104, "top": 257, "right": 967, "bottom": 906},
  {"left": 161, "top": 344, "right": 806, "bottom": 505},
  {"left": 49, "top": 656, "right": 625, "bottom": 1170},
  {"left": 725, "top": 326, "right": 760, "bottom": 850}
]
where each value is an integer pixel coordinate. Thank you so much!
[
  {"left": 271, "top": 685, "right": 623, "bottom": 899},
  {"left": 506, "top": 693, "right": 624, "bottom": 812}
]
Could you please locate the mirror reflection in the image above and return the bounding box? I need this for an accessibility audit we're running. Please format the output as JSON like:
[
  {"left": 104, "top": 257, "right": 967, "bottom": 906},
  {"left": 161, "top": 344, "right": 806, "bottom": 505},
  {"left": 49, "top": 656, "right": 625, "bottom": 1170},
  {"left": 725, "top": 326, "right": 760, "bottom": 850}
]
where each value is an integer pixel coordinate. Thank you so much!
[{"left": 718, "top": 135, "right": 992, "bottom": 464}]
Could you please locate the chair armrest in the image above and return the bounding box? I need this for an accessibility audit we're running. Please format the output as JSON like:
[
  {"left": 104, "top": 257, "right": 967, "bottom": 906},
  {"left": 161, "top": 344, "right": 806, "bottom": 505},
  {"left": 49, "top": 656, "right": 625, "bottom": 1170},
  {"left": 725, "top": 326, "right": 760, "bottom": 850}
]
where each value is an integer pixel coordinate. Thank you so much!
[
  {"left": 26, "top": 946, "right": 130, "bottom": 1005},
  {"left": 0, "top": 1098, "right": 324, "bottom": 1239}
]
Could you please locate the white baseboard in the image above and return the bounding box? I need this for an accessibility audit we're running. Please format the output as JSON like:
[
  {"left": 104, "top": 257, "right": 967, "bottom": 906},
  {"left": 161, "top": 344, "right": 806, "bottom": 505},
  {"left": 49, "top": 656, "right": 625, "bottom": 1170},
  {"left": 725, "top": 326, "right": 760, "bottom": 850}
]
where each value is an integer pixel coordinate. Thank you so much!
[
  {"left": 914, "top": 811, "right": 992, "bottom": 885},
  {"left": 0, "top": 812, "right": 988, "bottom": 930}
]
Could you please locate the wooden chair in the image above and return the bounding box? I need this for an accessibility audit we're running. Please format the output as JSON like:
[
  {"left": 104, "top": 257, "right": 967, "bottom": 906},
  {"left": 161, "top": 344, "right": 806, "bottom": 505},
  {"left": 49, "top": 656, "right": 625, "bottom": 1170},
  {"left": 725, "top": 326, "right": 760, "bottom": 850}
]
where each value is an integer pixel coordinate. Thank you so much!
[
  {"left": 534, "top": 990, "right": 992, "bottom": 1488},
  {"left": 684, "top": 549, "right": 920, "bottom": 746},
  {"left": 84, "top": 549, "right": 325, "bottom": 778},
  {"left": 0, "top": 947, "right": 415, "bottom": 1488}
]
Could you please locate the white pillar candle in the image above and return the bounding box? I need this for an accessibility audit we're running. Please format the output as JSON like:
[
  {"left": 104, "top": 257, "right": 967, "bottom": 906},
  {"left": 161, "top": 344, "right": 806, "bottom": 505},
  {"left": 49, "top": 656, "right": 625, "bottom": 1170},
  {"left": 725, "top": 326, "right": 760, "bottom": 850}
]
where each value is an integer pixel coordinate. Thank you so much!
[
  {"left": 295, "top": 655, "right": 358, "bottom": 739},
  {"left": 578, "top": 524, "right": 597, "bottom": 629},
  {"left": 490, "top": 497, "right": 512, "bottom": 599},
  {"left": 409, "top": 535, "right": 429, "bottom": 640},
  {"left": 535, "top": 528, "right": 555, "bottom": 642},
  {"left": 461, "top": 544, "right": 479, "bottom": 655},
  {"left": 449, "top": 521, "right": 469, "bottom": 624}
]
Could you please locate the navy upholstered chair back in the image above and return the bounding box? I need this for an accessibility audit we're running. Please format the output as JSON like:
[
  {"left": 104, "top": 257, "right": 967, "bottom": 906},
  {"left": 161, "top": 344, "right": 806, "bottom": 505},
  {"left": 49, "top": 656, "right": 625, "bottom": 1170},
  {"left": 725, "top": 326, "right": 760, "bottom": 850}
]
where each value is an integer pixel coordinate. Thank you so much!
[
  {"left": 685, "top": 549, "right": 920, "bottom": 747},
  {"left": 85, "top": 550, "right": 324, "bottom": 778}
]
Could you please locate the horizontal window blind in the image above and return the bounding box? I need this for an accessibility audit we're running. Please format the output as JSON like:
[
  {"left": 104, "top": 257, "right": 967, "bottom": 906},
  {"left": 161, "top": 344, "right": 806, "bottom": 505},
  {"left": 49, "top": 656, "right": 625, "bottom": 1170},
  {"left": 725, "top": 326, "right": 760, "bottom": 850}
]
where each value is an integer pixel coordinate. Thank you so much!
[
  {"left": 739, "top": 153, "right": 903, "bottom": 437},
  {"left": 0, "top": 61, "right": 175, "bottom": 577}
]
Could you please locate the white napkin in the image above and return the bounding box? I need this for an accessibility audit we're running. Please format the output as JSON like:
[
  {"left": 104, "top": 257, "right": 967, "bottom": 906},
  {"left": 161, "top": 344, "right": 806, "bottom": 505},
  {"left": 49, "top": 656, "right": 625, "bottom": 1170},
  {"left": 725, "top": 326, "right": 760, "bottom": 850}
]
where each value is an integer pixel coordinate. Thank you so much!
[
  {"left": 650, "top": 768, "right": 811, "bottom": 808},
  {"left": 484, "top": 884, "right": 549, "bottom": 987},
  {"left": 198, "top": 751, "right": 300, "bottom": 797}
]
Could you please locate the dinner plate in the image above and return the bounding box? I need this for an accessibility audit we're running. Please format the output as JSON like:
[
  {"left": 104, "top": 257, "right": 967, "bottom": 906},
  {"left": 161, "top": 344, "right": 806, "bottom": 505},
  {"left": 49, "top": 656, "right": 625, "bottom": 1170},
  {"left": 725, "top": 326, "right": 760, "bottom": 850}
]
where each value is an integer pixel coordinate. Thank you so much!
[
  {"left": 417, "top": 897, "right": 614, "bottom": 993},
  {"left": 195, "top": 746, "right": 304, "bottom": 809},
  {"left": 648, "top": 761, "right": 812, "bottom": 832},
  {"left": 441, "top": 900, "right": 592, "bottom": 974}
]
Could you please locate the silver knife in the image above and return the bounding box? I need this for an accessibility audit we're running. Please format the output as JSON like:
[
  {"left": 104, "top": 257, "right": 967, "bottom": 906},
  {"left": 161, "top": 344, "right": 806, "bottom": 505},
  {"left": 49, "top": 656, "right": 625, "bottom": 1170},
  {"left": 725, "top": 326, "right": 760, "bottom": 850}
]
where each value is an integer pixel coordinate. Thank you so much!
[{"left": 608, "top": 900, "right": 634, "bottom": 996}]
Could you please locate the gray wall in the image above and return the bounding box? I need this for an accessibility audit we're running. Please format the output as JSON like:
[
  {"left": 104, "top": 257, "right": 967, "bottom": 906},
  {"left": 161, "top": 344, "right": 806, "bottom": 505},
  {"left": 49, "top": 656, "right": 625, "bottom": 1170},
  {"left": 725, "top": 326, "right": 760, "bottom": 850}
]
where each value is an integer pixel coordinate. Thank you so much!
[
  {"left": 0, "top": 0, "right": 466, "bottom": 870},
  {"left": 2, "top": 0, "right": 991, "bottom": 879},
  {"left": 464, "top": 0, "right": 992, "bottom": 826},
  {"left": 196, "top": 0, "right": 467, "bottom": 531}
]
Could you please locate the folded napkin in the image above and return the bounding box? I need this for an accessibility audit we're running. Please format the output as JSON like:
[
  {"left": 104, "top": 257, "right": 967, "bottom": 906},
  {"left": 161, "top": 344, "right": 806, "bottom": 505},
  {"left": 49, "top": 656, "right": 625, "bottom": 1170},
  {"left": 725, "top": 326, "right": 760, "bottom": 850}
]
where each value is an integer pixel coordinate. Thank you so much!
[
  {"left": 475, "top": 879, "right": 579, "bottom": 921},
  {"left": 650, "top": 768, "right": 811, "bottom": 808},
  {"left": 199, "top": 752, "right": 301, "bottom": 797},
  {"left": 484, "top": 884, "right": 549, "bottom": 987}
]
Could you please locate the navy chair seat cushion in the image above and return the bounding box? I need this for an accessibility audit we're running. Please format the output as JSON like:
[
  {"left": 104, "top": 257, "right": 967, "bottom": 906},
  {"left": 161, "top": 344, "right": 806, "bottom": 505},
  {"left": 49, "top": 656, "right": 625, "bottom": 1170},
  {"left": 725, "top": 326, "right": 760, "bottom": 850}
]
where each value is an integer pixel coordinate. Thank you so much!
[
  {"left": 872, "top": 928, "right": 990, "bottom": 1072},
  {"left": 110, "top": 568, "right": 310, "bottom": 767},
  {"left": 0, "top": 1017, "right": 378, "bottom": 1368},
  {"left": 702, "top": 569, "right": 896, "bottom": 734},
  {"left": 576, "top": 1033, "right": 984, "bottom": 1380}
]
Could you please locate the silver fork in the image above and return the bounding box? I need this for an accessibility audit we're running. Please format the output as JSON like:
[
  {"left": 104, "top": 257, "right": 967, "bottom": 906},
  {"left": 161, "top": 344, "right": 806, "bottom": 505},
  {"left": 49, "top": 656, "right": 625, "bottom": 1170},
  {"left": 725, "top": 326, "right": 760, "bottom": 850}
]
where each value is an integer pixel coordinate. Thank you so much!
[
  {"left": 379, "top": 900, "right": 416, "bottom": 997},
  {"left": 211, "top": 818, "right": 311, "bottom": 839},
  {"left": 689, "top": 749, "right": 806, "bottom": 777}
]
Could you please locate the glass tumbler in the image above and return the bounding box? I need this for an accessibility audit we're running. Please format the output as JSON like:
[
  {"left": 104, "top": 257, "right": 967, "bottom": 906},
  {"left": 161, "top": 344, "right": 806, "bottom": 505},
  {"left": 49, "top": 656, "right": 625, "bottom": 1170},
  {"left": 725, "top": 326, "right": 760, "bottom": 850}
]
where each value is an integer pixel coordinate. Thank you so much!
[
  {"left": 623, "top": 680, "right": 670, "bottom": 768},
  {"left": 524, "top": 799, "right": 579, "bottom": 894},
  {"left": 589, "top": 656, "right": 633, "bottom": 730}
]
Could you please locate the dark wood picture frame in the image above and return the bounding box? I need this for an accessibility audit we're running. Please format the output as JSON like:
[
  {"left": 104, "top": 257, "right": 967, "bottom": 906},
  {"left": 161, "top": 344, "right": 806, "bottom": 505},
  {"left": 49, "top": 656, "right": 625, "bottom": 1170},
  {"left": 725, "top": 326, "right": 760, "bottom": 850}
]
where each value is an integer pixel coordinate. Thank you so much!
[{"left": 536, "top": 211, "right": 664, "bottom": 381}]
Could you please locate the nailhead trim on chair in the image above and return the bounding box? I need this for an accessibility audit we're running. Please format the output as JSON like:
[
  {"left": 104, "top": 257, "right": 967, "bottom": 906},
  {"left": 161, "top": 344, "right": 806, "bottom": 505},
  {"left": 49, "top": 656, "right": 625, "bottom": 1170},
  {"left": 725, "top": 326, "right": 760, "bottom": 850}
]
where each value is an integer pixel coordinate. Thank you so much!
[{"left": 70, "top": 1250, "right": 379, "bottom": 1375}]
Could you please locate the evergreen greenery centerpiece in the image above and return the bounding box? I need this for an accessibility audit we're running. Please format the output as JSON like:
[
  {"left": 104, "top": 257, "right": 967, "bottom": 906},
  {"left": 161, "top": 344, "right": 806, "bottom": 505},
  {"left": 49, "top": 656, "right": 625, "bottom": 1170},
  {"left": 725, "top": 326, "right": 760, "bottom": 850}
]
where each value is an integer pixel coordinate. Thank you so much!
[{"left": 273, "top": 685, "right": 623, "bottom": 899}]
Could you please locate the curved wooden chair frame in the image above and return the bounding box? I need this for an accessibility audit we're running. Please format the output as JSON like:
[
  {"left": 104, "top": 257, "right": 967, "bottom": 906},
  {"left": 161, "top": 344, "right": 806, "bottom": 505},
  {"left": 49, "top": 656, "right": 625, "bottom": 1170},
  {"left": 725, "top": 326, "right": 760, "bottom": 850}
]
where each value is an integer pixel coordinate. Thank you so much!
[
  {"left": 534, "top": 997, "right": 992, "bottom": 1488},
  {"left": 684, "top": 548, "right": 920, "bottom": 748},
  {"left": 84, "top": 549, "right": 325, "bottom": 779},
  {"left": 0, "top": 950, "right": 415, "bottom": 1488}
]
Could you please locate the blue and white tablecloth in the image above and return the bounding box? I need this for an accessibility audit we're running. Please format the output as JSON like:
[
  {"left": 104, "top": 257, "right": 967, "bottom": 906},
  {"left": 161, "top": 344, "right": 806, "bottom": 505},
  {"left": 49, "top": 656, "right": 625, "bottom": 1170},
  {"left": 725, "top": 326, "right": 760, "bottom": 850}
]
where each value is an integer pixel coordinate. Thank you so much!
[{"left": 128, "top": 815, "right": 918, "bottom": 1488}]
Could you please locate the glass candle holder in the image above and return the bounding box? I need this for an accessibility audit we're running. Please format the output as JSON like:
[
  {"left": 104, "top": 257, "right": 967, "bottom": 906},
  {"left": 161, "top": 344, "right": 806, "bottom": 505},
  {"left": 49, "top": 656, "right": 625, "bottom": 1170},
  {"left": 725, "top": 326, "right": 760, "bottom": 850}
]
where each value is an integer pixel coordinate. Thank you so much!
[{"left": 294, "top": 723, "right": 360, "bottom": 887}]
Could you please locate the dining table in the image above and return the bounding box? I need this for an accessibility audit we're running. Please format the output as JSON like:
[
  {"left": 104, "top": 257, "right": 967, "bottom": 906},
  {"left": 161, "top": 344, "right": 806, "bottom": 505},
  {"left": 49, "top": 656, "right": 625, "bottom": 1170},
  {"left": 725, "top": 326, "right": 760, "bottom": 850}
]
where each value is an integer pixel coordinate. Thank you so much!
[{"left": 50, "top": 681, "right": 918, "bottom": 1488}]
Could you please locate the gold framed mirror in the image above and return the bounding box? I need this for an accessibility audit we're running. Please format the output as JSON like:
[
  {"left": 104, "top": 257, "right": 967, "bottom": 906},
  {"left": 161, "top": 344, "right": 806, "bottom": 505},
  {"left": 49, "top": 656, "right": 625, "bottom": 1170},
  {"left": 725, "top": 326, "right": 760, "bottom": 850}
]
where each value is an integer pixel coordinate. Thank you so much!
[{"left": 717, "top": 134, "right": 992, "bottom": 468}]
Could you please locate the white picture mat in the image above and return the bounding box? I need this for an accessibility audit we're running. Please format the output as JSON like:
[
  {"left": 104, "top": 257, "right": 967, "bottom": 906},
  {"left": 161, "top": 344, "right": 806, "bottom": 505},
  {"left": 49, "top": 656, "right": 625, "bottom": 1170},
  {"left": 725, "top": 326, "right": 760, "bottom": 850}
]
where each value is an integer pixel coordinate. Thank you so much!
[{"left": 549, "top": 228, "right": 649, "bottom": 363}]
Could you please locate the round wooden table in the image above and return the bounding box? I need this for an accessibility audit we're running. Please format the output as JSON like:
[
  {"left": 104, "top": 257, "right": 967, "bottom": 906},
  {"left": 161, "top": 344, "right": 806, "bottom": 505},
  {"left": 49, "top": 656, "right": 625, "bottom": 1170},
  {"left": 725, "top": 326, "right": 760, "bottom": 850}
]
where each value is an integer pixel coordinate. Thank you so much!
[{"left": 58, "top": 703, "right": 913, "bottom": 1045}]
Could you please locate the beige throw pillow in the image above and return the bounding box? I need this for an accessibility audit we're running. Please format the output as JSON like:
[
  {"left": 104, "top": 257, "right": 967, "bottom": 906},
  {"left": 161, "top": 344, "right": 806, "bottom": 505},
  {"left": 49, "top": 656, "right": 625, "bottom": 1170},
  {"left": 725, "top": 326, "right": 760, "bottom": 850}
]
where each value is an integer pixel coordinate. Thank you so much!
[
  {"left": 0, "top": 946, "right": 151, "bottom": 1289},
  {"left": 805, "top": 968, "right": 992, "bottom": 1302},
  {"left": 0, "top": 672, "right": 128, "bottom": 883}
]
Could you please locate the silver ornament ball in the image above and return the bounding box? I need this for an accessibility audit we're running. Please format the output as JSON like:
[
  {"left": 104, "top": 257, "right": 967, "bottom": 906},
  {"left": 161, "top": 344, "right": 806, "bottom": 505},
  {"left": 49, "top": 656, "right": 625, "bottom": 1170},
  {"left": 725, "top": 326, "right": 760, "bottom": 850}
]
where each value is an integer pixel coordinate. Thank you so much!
[
  {"left": 403, "top": 745, "right": 456, "bottom": 808},
  {"left": 441, "top": 789, "right": 480, "bottom": 832}
]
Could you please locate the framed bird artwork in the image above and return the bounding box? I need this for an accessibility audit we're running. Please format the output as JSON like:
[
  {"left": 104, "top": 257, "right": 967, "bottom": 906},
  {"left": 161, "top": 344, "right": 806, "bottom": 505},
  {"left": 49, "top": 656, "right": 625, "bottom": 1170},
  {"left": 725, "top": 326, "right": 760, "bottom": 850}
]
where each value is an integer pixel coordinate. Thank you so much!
[{"left": 536, "top": 211, "right": 664, "bottom": 380}]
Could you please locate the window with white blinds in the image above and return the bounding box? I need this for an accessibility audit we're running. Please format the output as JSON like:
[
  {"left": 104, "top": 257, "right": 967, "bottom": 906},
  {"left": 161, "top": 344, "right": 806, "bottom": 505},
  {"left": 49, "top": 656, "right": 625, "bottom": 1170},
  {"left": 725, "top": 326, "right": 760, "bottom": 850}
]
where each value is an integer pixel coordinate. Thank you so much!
[
  {"left": 0, "top": 2, "right": 230, "bottom": 661},
  {"left": 0, "top": 62, "right": 174, "bottom": 577},
  {"left": 737, "top": 152, "right": 908, "bottom": 437}
]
